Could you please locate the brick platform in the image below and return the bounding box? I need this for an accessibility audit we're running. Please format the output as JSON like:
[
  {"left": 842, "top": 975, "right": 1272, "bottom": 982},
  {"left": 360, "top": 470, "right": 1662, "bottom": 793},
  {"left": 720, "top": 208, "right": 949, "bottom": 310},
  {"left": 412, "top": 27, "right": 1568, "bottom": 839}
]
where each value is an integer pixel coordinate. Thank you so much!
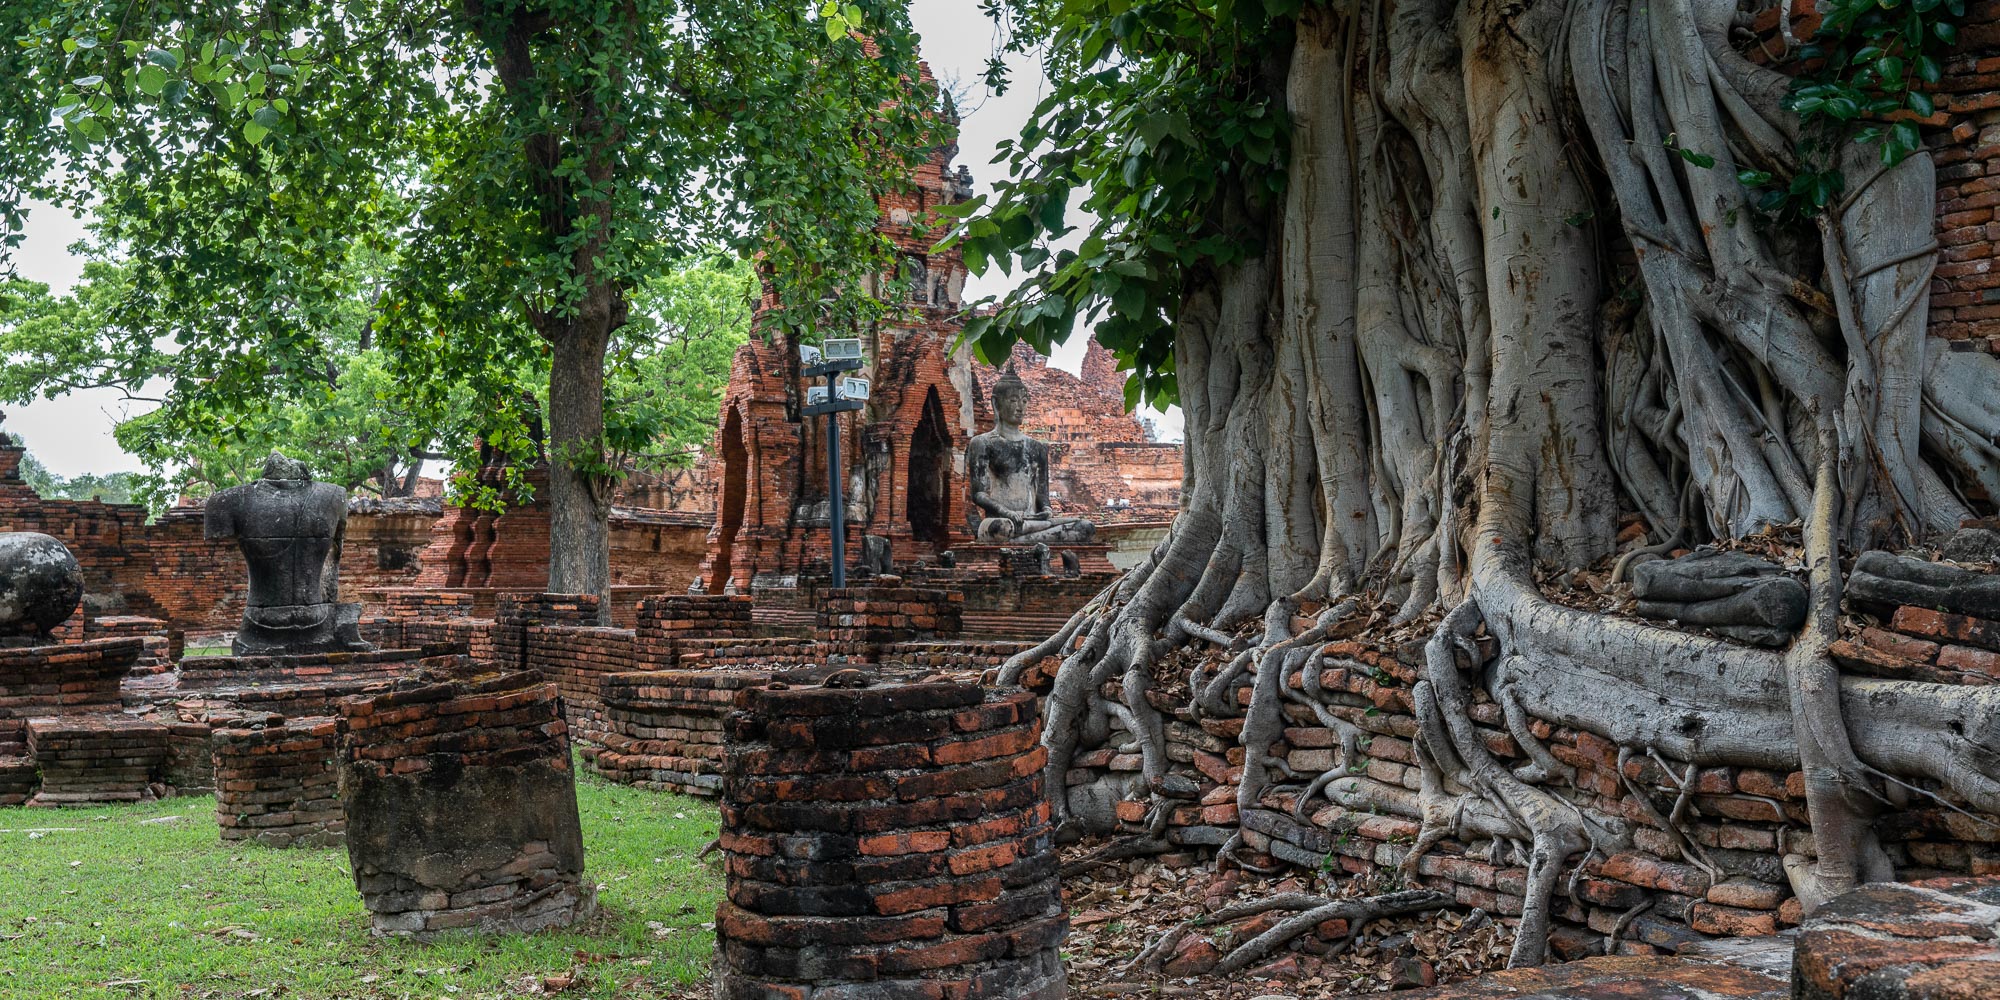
[
  {"left": 717, "top": 678, "right": 1066, "bottom": 1000},
  {"left": 592, "top": 669, "right": 771, "bottom": 795},
  {"left": 338, "top": 670, "right": 592, "bottom": 937},
  {"left": 26, "top": 715, "right": 169, "bottom": 806},
  {"left": 213, "top": 717, "right": 344, "bottom": 847},
  {"left": 1794, "top": 875, "right": 2000, "bottom": 1000}
]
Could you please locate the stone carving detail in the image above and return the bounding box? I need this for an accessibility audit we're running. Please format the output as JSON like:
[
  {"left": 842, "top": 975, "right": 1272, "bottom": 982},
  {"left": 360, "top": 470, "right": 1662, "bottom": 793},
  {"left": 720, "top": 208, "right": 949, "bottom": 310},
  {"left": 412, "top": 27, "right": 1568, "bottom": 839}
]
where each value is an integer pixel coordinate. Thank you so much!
[
  {"left": 1629, "top": 548, "right": 1807, "bottom": 647},
  {"left": 0, "top": 532, "right": 84, "bottom": 637},
  {"left": 968, "top": 364, "right": 1096, "bottom": 545},
  {"left": 861, "top": 534, "right": 893, "bottom": 576},
  {"left": 205, "top": 452, "right": 371, "bottom": 656}
]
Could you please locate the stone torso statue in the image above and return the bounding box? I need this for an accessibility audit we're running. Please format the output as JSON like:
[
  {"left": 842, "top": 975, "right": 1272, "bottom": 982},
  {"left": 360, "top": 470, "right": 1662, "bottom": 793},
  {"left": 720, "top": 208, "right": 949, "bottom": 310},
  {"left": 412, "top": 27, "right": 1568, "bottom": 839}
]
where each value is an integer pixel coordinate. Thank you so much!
[
  {"left": 205, "top": 452, "right": 371, "bottom": 655},
  {"left": 968, "top": 366, "right": 1095, "bottom": 546}
]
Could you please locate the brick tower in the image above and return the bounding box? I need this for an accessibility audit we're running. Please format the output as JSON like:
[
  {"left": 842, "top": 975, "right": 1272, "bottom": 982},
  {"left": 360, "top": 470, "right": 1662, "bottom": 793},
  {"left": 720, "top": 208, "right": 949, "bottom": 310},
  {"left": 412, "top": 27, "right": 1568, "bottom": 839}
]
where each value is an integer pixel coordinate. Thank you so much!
[{"left": 697, "top": 62, "right": 982, "bottom": 596}]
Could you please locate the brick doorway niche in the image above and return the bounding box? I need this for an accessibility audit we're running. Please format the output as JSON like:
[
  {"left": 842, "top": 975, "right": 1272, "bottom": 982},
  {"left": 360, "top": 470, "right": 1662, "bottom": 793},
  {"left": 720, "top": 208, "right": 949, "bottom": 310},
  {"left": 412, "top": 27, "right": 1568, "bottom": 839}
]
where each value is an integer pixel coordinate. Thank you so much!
[
  {"left": 708, "top": 408, "right": 747, "bottom": 594},
  {"left": 907, "top": 386, "right": 953, "bottom": 549}
]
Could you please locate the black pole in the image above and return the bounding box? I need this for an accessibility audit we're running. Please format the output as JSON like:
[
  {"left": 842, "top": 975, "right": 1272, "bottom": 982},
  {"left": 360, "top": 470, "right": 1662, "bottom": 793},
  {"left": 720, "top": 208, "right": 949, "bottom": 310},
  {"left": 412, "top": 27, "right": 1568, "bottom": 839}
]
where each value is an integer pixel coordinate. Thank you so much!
[{"left": 827, "top": 398, "right": 846, "bottom": 589}]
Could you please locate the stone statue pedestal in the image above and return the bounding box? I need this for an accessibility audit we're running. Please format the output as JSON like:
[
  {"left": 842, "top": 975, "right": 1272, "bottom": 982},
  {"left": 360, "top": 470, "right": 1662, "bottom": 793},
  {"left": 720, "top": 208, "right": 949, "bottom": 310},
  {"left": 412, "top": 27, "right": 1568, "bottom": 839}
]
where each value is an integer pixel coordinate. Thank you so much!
[{"left": 233, "top": 601, "right": 369, "bottom": 657}]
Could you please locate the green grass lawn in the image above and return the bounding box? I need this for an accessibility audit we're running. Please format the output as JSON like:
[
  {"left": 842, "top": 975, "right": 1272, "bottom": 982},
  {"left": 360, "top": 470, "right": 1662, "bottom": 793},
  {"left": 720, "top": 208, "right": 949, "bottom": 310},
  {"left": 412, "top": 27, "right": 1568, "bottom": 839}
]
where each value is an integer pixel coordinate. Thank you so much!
[{"left": 0, "top": 770, "right": 723, "bottom": 1000}]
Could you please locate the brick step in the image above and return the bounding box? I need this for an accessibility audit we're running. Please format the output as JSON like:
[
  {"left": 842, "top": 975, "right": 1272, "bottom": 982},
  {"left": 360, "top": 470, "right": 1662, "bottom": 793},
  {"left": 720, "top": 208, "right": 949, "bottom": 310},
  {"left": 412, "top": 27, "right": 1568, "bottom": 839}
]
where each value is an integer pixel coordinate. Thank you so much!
[{"left": 960, "top": 611, "right": 1074, "bottom": 641}]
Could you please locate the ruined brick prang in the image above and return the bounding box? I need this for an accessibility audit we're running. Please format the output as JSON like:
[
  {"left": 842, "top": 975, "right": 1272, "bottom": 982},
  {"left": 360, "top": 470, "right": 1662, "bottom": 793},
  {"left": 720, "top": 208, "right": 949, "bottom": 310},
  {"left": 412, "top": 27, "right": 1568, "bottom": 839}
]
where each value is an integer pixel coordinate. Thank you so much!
[
  {"left": 717, "top": 679, "right": 1066, "bottom": 1000},
  {"left": 337, "top": 670, "right": 592, "bottom": 938},
  {"left": 213, "top": 716, "right": 344, "bottom": 847}
]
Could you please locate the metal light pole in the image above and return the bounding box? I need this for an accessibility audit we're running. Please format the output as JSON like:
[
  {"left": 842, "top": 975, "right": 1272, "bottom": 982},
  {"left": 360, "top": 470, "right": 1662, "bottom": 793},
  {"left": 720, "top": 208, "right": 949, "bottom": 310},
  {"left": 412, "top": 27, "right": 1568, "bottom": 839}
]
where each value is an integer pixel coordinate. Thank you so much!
[{"left": 801, "top": 341, "right": 866, "bottom": 588}]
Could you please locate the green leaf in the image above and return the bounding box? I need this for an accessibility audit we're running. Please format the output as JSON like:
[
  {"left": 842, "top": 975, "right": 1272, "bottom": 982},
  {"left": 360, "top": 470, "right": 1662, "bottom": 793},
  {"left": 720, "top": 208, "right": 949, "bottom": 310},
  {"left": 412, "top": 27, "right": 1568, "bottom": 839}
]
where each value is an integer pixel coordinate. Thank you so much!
[
  {"left": 135, "top": 65, "right": 168, "bottom": 97},
  {"left": 242, "top": 119, "right": 269, "bottom": 145},
  {"left": 1909, "top": 90, "right": 1935, "bottom": 117},
  {"left": 1678, "top": 148, "right": 1716, "bottom": 169}
]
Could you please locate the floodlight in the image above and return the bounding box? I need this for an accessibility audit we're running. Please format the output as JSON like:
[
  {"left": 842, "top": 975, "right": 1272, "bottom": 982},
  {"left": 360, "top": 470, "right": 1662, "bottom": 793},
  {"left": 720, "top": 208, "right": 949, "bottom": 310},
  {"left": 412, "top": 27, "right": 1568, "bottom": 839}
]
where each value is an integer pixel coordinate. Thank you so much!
[
  {"left": 839, "top": 377, "right": 871, "bottom": 401},
  {"left": 806, "top": 385, "right": 829, "bottom": 406},
  {"left": 823, "top": 338, "right": 864, "bottom": 361},
  {"left": 798, "top": 344, "right": 822, "bottom": 364}
]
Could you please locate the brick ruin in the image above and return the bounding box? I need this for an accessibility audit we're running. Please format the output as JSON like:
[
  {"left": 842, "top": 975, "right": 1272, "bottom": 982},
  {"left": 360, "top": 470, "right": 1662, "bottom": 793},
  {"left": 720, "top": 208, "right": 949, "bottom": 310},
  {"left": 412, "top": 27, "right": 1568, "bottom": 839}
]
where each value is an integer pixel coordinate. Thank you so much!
[
  {"left": 688, "top": 68, "right": 1178, "bottom": 626},
  {"left": 338, "top": 668, "right": 592, "bottom": 937},
  {"left": 716, "top": 678, "right": 1067, "bottom": 1000}
]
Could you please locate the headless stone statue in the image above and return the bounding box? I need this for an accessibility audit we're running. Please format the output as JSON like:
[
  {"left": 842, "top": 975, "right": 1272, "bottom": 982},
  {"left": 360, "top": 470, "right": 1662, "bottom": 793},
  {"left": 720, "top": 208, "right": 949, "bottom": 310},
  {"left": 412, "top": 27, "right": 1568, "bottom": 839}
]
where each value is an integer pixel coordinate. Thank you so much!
[
  {"left": 205, "top": 452, "right": 371, "bottom": 656},
  {"left": 967, "top": 365, "right": 1095, "bottom": 546}
]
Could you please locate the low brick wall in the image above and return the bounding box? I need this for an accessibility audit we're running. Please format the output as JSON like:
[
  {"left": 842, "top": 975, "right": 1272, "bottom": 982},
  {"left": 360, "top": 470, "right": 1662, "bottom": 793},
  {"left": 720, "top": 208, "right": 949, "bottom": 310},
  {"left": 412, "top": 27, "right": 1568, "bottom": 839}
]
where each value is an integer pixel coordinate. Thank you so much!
[
  {"left": 338, "top": 670, "right": 592, "bottom": 937},
  {"left": 717, "top": 679, "right": 1066, "bottom": 1000},
  {"left": 1066, "top": 576, "right": 2000, "bottom": 960},
  {"left": 674, "top": 637, "right": 819, "bottom": 671},
  {"left": 636, "top": 594, "right": 754, "bottom": 665},
  {"left": 879, "top": 640, "right": 1035, "bottom": 672},
  {"left": 592, "top": 669, "right": 771, "bottom": 795},
  {"left": 213, "top": 717, "right": 343, "bottom": 847},
  {"left": 817, "top": 586, "right": 964, "bottom": 662},
  {"left": 26, "top": 715, "right": 170, "bottom": 806}
]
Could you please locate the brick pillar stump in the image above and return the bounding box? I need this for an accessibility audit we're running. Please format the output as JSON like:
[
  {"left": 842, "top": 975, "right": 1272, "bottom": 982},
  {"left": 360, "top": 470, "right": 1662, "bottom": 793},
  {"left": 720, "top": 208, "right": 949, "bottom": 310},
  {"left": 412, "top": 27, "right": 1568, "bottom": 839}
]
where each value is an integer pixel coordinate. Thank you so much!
[
  {"left": 336, "top": 670, "right": 593, "bottom": 937},
  {"left": 1793, "top": 876, "right": 2000, "bottom": 999},
  {"left": 717, "top": 679, "right": 1066, "bottom": 1000},
  {"left": 212, "top": 717, "right": 343, "bottom": 847}
]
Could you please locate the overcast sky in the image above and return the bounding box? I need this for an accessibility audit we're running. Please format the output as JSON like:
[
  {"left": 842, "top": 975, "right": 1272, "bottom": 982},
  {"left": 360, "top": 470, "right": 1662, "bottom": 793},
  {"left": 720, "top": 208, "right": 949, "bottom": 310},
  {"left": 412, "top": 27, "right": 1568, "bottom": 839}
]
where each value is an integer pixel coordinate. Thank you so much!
[{"left": 5, "top": 0, "right": 1178, "bottom": 479}]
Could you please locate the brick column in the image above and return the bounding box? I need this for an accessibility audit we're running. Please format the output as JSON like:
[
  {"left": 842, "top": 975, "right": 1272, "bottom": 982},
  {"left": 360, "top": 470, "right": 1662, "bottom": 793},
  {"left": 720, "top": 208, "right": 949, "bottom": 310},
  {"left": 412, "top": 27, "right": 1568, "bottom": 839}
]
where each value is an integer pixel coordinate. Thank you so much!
[
  {"left": 717, "top": 679, "right": 1066, "bottom": 999},
  {"left": 337, "top": 670, "right": 592, "bottom": 937},
  {"left": 212, "top": 717, "right": 343, "bottom": 847},
  {"left": 816, "top": 587, "right": 964, "bottom": 663}
]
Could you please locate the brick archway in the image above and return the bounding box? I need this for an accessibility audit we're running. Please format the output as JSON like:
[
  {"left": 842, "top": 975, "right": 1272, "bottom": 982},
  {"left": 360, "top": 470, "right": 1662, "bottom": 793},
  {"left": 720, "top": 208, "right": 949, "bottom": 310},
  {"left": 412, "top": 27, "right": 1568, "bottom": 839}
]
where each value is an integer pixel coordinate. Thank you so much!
[
  {"left": 709, "top": 407, "right": 748, "bottom": 594},
  {"left": 906, "top": 386, "right": 952, "bottom": 549}
]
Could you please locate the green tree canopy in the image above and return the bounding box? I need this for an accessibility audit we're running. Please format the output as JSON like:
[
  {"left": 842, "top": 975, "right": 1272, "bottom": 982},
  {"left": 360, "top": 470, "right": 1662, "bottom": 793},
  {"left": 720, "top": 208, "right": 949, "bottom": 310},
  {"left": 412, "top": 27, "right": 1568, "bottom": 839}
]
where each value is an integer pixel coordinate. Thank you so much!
[{"left": 0, "top": 0, "right": 942, "bottom": 600}]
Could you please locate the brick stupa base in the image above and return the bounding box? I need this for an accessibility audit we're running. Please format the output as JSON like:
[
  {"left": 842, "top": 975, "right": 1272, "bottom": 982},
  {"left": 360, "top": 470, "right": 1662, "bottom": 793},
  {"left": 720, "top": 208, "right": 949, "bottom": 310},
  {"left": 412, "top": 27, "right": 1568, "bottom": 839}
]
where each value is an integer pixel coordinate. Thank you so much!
[
  {"left": 717, "top": 678, "right": 1066, "bottom": 1000},
  {"left": 338, "top": 670, "right": 593, "bottom": 938}
]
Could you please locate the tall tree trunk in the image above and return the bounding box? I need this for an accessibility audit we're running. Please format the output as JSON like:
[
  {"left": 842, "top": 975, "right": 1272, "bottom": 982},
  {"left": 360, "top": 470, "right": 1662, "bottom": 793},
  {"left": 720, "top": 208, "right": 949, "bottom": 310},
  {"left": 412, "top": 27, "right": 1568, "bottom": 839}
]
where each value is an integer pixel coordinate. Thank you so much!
[{"left": 546, "top": 319, "right": 613, "bottom": 617}]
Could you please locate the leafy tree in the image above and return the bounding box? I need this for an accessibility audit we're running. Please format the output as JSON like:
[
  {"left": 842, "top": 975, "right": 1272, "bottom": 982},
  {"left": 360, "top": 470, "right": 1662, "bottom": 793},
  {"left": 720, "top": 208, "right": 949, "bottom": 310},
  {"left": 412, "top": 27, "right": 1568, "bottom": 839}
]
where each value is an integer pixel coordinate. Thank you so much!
[
  {"left": 965, "top": 0, "right": 2000, "bottom": 968},
  {"left": 0, "top": 0, "right": 939, "bottom": 606},
  {"left": 8, "top": 443, "right": 140, "bottom": 506},
  {"left": 1, "top": 251, "right": 754, "bottom": 510}
]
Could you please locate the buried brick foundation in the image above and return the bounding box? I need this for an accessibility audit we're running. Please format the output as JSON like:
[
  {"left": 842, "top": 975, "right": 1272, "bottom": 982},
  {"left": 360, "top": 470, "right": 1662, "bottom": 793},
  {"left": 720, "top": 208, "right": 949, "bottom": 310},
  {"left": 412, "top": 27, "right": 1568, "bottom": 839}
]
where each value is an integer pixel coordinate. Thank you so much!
[
  {"left": 715, "top": 678, "right": 1067, "bottom": 1000},
  {"left": 337, "top": 670, "right": 592, "bottom": 937},
  {"left": 213, "top": 717, "right": 344, "bottom": 847}
]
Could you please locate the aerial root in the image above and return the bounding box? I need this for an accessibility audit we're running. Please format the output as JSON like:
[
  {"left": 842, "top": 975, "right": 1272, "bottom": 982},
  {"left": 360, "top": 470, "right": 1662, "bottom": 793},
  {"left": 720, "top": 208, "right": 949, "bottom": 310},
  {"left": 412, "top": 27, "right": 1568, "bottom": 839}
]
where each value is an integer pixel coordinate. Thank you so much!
[
  {"left": 1130, "top": 889, "right": 1457, "bottom": 977},
  {"left": 1060, "top": 835, "right": 1176, "bottom": 879}
]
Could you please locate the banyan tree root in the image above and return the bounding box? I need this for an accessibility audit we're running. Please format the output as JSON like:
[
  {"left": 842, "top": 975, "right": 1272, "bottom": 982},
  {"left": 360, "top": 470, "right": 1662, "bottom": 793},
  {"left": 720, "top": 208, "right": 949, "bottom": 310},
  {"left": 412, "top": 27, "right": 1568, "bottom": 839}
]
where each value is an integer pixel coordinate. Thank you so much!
[
  {"left": 1009, "top": 0, "right": 2000, "bottom": 971},
  {"left": 1129, "top": 888, "right": 1455, "bottom": 978}
]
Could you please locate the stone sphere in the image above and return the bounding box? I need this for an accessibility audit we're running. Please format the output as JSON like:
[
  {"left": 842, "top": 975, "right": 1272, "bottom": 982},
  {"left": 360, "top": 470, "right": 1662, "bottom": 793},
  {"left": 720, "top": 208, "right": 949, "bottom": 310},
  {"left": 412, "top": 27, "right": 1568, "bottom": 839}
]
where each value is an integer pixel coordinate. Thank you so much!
[{"left": 0, "top": 532, "right": 84, "bottom": 636}]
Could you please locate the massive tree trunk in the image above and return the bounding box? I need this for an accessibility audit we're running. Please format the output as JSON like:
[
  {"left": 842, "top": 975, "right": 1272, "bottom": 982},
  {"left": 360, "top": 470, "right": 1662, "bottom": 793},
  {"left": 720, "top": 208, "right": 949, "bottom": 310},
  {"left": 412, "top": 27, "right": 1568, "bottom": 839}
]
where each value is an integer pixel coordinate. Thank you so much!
[{"left": 1006, "top": 0, "right": 2000, "bottom": 967}]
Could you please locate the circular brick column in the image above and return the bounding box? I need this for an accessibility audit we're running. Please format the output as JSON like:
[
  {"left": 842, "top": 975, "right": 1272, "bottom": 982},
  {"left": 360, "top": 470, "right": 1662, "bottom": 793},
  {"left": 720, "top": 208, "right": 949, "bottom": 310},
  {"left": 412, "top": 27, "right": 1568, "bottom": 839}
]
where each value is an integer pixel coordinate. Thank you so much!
[{"left": 717, "top": 679, "right": 1066, "bottom": 1000}]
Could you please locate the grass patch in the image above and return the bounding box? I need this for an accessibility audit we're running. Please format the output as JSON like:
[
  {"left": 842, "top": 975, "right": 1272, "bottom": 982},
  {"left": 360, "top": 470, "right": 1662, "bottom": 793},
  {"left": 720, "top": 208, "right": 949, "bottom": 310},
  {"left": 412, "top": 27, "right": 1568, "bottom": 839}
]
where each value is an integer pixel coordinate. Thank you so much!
[{"left": 0, "top": 769, "right": 722, "bottom": 999}]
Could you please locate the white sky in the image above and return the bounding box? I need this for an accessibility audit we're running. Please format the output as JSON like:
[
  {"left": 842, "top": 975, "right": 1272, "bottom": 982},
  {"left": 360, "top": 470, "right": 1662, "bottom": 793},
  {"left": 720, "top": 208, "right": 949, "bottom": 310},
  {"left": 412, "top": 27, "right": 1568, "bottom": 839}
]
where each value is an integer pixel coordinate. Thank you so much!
[{"left": 5, "top": 0, "right": 1180, "bottom": 479}]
